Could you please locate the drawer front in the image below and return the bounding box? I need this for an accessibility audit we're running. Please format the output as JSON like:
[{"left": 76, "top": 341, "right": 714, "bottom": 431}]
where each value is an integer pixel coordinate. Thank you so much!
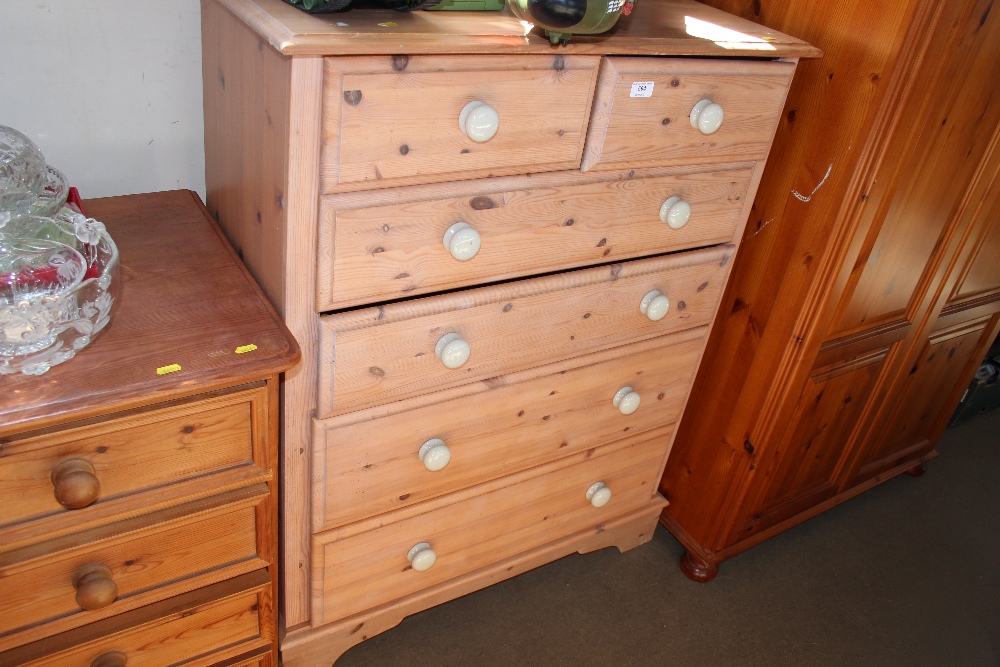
[
  {"left": 582, "top": 58, "right": 795, "bottom": 171},
  {"left": 8, "top": 572, "right": 272, "bottom": 667},
  {"left": 321, "top": 55, "right": 599, "bottom": 193},
  {"left": 0, "top": 386, "right": 265, "bottom": 530},
  {"left": 313, "top": 327, "right": 706, "bottom": 531},
  {"left": 318, "top": 166, "right": 752, "bottom": 309},
  {"left": 0, "top": 487, "right": 267, "bottom": 642},
  {"left": 311, "top": 431, "right": 665, "bottom": 625},
  {"left": 318, "top": 245, "right": 733, "bottom": 417}
]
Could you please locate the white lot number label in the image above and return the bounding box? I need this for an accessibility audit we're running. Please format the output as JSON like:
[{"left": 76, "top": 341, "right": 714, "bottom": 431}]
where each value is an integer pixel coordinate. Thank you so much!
[{"left": 630, "top": 81, "right": 654, "bottom": 98}]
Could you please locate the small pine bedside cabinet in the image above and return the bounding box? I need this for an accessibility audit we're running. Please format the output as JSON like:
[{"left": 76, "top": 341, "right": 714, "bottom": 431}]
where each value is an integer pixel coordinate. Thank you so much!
[{"left": 0, "top": 190, "right": 300, "bottom": 666}]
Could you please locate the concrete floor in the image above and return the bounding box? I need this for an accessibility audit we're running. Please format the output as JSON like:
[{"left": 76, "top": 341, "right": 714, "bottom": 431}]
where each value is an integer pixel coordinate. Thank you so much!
[{"left": 332, "top": 409, "right": 1000, "bottom": 666}]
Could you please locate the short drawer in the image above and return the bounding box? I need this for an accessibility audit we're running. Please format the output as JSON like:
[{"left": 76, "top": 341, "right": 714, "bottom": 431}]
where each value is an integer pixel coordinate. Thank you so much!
[
  {"left": 320, "top": 55, "right": 599, "bottom": 193},
  {"left": 1, "top": 571, "right": 272, "bottom": 667},
  {"left": 312, "top": 327, "right": 706, "bottom": 531},
  {"left": 310, "top": 430, "right": 666, "bottom": 626},
  {"left": 318, "top": 166, "right": 753, "bottom": 309},
  {"left": 582, "top": 58, "right": 795, "bottom": 171},
  {"left": 318, "top": 245, "right": 733, "bottom": 417},
  {"left": 0, "top": 385, "right": 267, "bottom": 533},
  {"left": 0, "top": 485, "right": 268, "bottom": 649}
]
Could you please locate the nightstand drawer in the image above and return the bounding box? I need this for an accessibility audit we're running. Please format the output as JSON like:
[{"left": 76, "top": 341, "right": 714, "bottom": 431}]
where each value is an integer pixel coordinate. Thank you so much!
[
  {"left": 0, "top": 485, "right": 268, "bottom": 648},
  {"left": 310, "top": 430, "right": 666, "bottom": 626},
  {"left": 320, "top": 55, "right": 599, "bottom": 193},
  {"left": 2, "top": 571, "right": 272, "bottom": 667},
  {"left": 318, "top": 245, "right": 733, "bottom": 417},
  {"left": 318, "top": 166, "right": 753, "bottom": 309},
  {"left": 312, "top": 327, "right": 706, "bottom": 531},
  {"left": 0, "top": 386, "right": 267, "bottom": 532},
  {"left": 582, "top": 58, "right": 795, "bottom": 171}
]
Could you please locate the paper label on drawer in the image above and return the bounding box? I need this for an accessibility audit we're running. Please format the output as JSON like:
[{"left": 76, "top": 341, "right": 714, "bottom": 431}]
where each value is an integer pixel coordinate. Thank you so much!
[{"left": 630, "top": 81, "right": 655, "bottom": 98}]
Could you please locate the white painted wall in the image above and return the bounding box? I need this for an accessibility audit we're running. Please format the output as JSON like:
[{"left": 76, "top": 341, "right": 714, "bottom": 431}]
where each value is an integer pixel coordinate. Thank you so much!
[{"left": 0, "top": 0, "right": 206, "bottom": 200}]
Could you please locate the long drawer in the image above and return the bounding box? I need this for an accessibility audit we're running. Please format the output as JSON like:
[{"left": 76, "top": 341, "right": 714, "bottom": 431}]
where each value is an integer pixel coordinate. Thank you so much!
[
  {"left": 310, "top": 429, "right": 667, "bottom": 626},
  {"left": 0, "top": 485, "right": 268, "bottom": 649},
  {"left": 321, "top": 55, "right": 599, "bottom": 193},
  {"left": 582, "top": 58, "right": 794, "bottom": 171},
  {"left": 318, "top": 245, "right": 733, "bottom": 417},
  {"left": 317, "top": 166, "right": 752, "bottom": 309},
  {"left": 312, "top": 327, "right": 706, "bottom": 531},
  {"left": 0, "top": 386, "right": 267, "bottom": 532},
  {"left": 1, "top": 571, "right": 272, "bottom": 667}
]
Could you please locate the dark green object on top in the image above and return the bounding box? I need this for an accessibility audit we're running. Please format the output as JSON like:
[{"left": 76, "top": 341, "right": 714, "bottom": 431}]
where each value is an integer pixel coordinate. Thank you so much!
[{"left": 507, "top": 0, "right": 631, "bottom": 44}]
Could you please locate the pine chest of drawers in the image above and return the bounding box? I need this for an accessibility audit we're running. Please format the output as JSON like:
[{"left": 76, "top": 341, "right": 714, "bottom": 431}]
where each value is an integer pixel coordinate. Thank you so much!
[
  {"left": 199, "top": 1, "right": 818, "bottom": 663},
  {"left": 0, "top": 191, "right": 299, "bottom": 666}
]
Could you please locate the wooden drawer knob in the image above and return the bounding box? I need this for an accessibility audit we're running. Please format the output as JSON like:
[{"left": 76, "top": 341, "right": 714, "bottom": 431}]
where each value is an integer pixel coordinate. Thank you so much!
[
  {"left": 419, "top": 438, "right": 452, "bottom": 472},
  {"left": 586, "top": 481, "right": 612, "bottom": 508},
  {"left": 443, "top": 222, "right": 482, "bottom": 261},
  {"left": 407, "top": 542, "right": 437, "bottom": 572},
  {"left": 613, "top": 386, "right": 641, "bottom": 415},
  {"left": 435, "top": 332, "right": 471, "bottom": 369},
  {"left": 640, "top": 290, "right": 670, "bottom": 322},
  {"left": 73, "top": 562, "right": 118, "bottom": 611},
  {"left": 690, "top": 98, "right": 724, "bottom": 135},
  {"left": 459, "top": 101, "right": 500, "bottom": 143},
  {"left": 91, "top": 651, "right": 127, "bottom": 667},
  {"left": 51, "top": 458, "right": 101, "bottom": 509},
  {"left": 659, "top": 196, "right": 692, "bottom": 229}
]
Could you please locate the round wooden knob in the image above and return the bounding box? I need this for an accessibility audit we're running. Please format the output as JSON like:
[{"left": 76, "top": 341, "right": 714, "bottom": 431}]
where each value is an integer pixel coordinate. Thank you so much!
[
  {"left": 419, "top": 438, "right": 452, "bottom": 472},
  {"left": 586, "top": 482, "right": 612, "bottom": 508},
  {"left": 613, "top": 386, "right": 641, "bottom": 415},
  {"left": 51, "top": 458, "right": 101, "bottom": 509},
  {"left": 435, "top": 332, "right": 471, "bottom": 369},
  {"left": 659, "top": 196, "right": 692, "bottom": 229},
  {"left": 640, "top": 290, "right": 670, "bottom": 322},
  {"left": 73, "top": 563, "right": 118, "bottom": 611},
  {"left": 91, "top": 651, "right": 128, "bottom": 667},
  {"left": 443, "top": 222, "right": 481, "bottom": 261},
  {"left": 690, "top": 98, "right": 724, "bottom": 135},
  {"left": 459, "top": 101, "right": 500, "bottom": 142},
  {"left": 407, "top": 542, "right": 437, "bottom": 572}
]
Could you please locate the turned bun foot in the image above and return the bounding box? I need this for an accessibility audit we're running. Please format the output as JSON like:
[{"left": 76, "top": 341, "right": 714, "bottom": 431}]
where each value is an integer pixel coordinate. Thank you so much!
[
  {"left": 905, "top": 462, "right": 928, "bottom": 477},
  {"left": 679, "top": 550, "right": 719, "bottom": 582}
]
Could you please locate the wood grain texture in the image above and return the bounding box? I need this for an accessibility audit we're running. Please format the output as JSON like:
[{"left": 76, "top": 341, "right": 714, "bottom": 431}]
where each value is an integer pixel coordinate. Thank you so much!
[
  {"left": 321, "top": 55, "right": 599, "bottom": 193},
  {"left": 212, "top": 0, "right": 821, "bottom": 59},
  {"left": 281, "top": 500, "right": 662, "bottom": 667},
  {"left": 311, "top": 430, "right": 666, "bottom": 626},
  {"left": 582, "top": 58, "right": 795, "bottom": 171},
  {"left": 319, "top": 247, "right": 733, "bottom": 417},
  {"left": 0, "top": 191, "right": 299, "bottom": 436},
  {"left": 2, "top": 571, "right": 272, "bottom": 667},
  {"left": 0, "top": 486, "right": 268, "bottom": 652},
  {"left": 660, "top": 0, "right": 1000, "bottom": 574},
  {"left": 0, "top": 386, "right": 262, "bottom": 532},
  {"left": 0, "top": 192, "right": 295, "bottom": 664},
  {"left": 318, "top": 166, "right": 753, "bottom": 309},
  {"left": 313, "top": 327, "right": 705, "bottom": 530}
]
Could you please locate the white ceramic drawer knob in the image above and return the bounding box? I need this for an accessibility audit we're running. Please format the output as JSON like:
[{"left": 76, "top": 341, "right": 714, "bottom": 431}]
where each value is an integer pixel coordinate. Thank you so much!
[
  {"left": 586, "top": 481, "right": 612, "bottom": 508},
  {"left": 613, "top": 385, "right": 641, "bottom": 415},
  {"left": 419, "top": 438, "right": 452, "bottom": 472},
  {"left": 407, "top": 542, "right": 437, "bottom": 572},
  {"left": 443, "top": 222, "right": 481, "bottom": 261},
  {"left": 690, "top": 98, "right": 724, "bottom": 135},
  {"left": 659, "top": 196, "right": 692, "bottom": 229},
  {"left": 435, "top": 332, "right": 471, "bottom": 369},
  {"left": 640, "top": 289, "right": 670, "bottom": 322},
  {"left": 459, "top": 101, "right": 500, "bottom": 143}
]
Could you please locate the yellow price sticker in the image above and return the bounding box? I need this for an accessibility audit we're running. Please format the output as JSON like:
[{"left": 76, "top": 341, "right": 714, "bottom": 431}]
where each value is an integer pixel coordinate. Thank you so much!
[
  {"left": 156, "top": 363, "right": 182, "bottom": 375},
  {"left": 235, "top": 344, "right": 258, "bottom": 355}
]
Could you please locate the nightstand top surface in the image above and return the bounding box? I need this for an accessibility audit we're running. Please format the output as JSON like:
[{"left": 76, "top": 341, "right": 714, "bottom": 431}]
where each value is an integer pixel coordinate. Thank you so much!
[{"left": 1, "top": 190, "right": 300, "bottom": 436}]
